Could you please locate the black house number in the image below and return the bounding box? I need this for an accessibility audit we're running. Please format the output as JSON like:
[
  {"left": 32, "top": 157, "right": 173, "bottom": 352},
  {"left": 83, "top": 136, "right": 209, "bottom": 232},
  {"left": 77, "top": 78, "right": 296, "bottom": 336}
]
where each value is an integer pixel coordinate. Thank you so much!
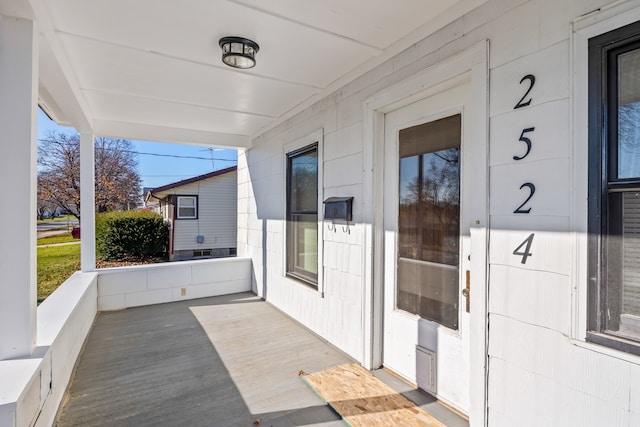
[
  {"left": 513, "top": 127, "right": 534, "bottom": 161},
  {"left": 514, "top": 74, "right": 535, "bottom": 109},
  {"left": 513, "top": 183, "right": 535, "bottom": 214},
  {"left": 511, "top": 74, "right": 538, "bottom": 264}
]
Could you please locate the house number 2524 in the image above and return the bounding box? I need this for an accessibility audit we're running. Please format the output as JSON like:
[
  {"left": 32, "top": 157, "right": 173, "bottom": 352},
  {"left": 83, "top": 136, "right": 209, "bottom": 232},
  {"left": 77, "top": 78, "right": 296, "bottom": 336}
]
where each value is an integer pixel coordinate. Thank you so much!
[{"left": 512, "top": 74, "right": 536, "bottom": 264}]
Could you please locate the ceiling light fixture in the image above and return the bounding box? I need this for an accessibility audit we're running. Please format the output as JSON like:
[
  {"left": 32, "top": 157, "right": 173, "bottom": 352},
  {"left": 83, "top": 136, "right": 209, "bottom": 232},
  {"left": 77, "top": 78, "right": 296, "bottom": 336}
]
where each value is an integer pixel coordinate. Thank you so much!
[{"left": 219, "top": 36, "right": 259, "bottom": 69}]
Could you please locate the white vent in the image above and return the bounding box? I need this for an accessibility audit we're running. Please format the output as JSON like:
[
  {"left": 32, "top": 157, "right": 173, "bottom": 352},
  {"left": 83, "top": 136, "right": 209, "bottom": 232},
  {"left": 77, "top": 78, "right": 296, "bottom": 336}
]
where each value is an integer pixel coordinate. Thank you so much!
[{"left": 416, "top": 346, "right": 436, "bottom": 394}]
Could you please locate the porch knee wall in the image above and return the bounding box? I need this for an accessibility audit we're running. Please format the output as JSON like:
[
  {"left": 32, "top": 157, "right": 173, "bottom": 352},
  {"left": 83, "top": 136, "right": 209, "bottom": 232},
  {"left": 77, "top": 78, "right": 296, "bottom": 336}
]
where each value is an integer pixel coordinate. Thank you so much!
[{"left": 239, "top": 0, "right": 640, "bottom": 426}]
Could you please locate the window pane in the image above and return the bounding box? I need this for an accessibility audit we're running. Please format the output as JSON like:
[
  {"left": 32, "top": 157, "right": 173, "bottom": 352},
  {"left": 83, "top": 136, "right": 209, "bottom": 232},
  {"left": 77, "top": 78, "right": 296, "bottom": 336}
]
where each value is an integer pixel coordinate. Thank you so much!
[
  {"left": 178, "top": 207, "right": 196, "bottom": 218},
  {"left": 397, "top": 114, "right": 461, "bottom": 329},
  {"left": 288, "top": 213, "right": 318, "bottom": 278},
  {"left": 290, "top": 151, "right": 318, "bottom": 212},
  {"left": 618, "top": 49, "right": 640, "bottom": 179},
  {"left": 398, "top": 149, "right": 460, "bottom": 265},
  {"left": 179, "top": 197, "right": 195, "bottom": 208},
  {"left": 286, "top": 145, "right": 318, "bottom": 285},
  {"left": 607, "top": 191, "right": 640, "bottom": 340}
]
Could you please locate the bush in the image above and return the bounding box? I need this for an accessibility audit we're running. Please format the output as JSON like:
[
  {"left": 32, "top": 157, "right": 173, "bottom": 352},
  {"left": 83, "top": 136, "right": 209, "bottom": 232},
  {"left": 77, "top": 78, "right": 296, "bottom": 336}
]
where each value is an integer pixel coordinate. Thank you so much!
[{"left": 96, "top": 211, "right": 169, "bottom": 261}]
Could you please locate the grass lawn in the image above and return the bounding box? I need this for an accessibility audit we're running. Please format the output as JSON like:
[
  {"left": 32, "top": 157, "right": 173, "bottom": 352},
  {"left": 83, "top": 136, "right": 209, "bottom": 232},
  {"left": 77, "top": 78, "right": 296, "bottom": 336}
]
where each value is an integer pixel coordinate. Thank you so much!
[
  {"left": 37, "top": 233, "right": 78, "bottom": 245},
  {"left": 37, "top": 244, "right": 81, "bottom": 303}
]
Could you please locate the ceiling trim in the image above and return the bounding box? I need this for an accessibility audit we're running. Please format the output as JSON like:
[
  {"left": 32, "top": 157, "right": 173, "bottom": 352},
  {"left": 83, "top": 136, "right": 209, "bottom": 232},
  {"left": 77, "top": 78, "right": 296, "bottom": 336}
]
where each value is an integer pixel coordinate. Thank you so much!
[{"left": 93, "top": 119, "right": 252, "bottom": 148}]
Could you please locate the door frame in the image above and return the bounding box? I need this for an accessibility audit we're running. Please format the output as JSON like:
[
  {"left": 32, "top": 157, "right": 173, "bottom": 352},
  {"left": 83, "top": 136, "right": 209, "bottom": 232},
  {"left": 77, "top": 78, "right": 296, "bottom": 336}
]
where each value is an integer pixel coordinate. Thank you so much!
[{"left": 362, "top": 40, "right": 489, "bottom": 426}]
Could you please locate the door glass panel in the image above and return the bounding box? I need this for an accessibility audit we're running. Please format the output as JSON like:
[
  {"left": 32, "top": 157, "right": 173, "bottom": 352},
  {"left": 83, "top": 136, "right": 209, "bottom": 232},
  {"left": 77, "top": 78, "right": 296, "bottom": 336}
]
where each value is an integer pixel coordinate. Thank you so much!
[{"left": 397, "top": 114, "right": 461, "bottom": 329}]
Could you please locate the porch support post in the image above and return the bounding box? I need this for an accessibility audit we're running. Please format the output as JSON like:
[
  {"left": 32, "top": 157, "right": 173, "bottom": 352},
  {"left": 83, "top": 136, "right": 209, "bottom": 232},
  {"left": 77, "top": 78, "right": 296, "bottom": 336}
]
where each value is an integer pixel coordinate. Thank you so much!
[
  {"left": 80, "top": 132, "right": 96, "bottom": 272},
  {"left": 0, "top": 16, "right": 39, "bottom": 359}
]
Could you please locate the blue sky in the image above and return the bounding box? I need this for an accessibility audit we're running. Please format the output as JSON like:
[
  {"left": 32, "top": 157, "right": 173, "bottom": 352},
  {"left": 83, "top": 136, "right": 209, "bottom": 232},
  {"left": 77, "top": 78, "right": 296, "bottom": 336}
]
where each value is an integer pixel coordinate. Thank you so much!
[{"left": 37, "top": 109, "right": 238, "bottom": 189}]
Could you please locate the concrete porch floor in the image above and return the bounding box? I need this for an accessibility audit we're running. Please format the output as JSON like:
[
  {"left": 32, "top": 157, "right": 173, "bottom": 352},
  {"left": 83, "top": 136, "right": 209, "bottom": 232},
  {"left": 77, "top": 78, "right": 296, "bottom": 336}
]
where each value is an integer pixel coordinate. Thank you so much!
[{"left": 55, "top": 292, "right": 468, "bottom": 427}]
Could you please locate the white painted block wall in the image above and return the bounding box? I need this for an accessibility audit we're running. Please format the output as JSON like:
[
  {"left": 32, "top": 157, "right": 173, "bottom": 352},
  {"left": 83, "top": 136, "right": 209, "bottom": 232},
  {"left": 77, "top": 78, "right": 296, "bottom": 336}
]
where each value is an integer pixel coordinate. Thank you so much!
[
  {"left": 0, "top": 272, "right": 98, "bottom": 427},
  {"left": 239, "top": 0, "right": 640, "bottom": 425},
  {"left": 97, "top": 257, "right": 252, "bottom": 310}
]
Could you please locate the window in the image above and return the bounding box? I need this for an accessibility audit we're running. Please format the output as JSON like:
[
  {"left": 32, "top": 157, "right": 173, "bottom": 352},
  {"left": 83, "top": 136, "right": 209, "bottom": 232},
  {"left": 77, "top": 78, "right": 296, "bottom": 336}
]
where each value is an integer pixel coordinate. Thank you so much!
[
  {"left": 286, "top": 144, "right": 318, "bottom": 286},
  {"left": 193, "top": 249, "right": 212, "bottom": 258},
  {"left": 176, "top": 195, "right": 197, "bottom": 219},
  {"left": 588, "top": 21, "right": 640, "bottom": 354},
  {"left": 397, "top": 115, "right": 461, "bottom": 329}
]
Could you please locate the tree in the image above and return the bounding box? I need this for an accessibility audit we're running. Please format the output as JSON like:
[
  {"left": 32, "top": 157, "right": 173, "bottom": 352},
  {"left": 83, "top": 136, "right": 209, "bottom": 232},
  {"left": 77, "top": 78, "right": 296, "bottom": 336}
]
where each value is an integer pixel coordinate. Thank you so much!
[
  {"left": 38, "top": 132, "right": 142, "bottom": 220},
  {"left": 36, "top": 184, "right": 58, "bottom": 220}
]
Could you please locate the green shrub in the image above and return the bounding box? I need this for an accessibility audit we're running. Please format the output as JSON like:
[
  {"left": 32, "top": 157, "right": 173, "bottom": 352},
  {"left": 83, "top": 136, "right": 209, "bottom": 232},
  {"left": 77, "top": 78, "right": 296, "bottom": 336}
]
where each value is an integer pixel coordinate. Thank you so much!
[{"left": 96, "top": 211, "right": 169, "bottom": 261}]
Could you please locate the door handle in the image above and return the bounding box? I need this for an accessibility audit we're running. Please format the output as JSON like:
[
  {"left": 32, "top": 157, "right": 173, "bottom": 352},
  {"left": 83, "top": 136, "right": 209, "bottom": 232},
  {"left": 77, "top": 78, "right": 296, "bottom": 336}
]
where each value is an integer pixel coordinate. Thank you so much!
[{"left": 463, "top": 270, "right": 470, "bottom": 313}]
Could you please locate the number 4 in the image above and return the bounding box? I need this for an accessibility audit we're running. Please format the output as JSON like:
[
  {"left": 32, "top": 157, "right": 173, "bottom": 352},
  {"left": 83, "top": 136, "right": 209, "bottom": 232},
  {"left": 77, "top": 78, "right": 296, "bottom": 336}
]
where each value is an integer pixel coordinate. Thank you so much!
[{"left": 513, "top": 233, "right": 535, "bottom": 264}]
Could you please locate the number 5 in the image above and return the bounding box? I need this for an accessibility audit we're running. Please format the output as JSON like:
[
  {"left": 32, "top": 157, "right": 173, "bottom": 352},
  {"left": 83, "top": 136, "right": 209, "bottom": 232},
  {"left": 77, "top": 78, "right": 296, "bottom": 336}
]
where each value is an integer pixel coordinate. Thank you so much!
[{"left": 513, "top": 127, "right": 534, "bottom": 161}]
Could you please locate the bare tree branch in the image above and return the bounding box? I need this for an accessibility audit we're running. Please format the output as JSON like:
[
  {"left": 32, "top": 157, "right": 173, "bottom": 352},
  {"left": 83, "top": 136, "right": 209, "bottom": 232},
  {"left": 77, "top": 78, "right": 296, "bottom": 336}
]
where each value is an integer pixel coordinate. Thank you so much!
[{"left": 38, "top": 132, "right": 142, "bottom": 221}]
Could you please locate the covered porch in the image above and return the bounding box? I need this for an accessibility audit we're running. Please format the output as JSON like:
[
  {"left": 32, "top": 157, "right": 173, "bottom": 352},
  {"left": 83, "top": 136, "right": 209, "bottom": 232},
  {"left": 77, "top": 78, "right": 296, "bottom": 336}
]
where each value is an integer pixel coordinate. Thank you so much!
[
  {"left": 0, "top": 0, "right": 487, "bottom": 425},
  {"left": 56, "top": 291, "right": 467, "bottom": 426}
]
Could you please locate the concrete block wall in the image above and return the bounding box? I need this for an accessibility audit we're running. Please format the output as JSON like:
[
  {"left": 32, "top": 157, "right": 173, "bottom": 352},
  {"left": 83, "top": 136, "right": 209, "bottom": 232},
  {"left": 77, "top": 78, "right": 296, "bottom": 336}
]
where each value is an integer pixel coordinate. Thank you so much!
[
  {"left": 97, "top": 257, "right": 252, "bottom": 311},
  {"left": 239, "top": 0, "right": 640, "bottom": 425},
  {"left": 0, "top": 272, "right": 98, "bottom": 427}
]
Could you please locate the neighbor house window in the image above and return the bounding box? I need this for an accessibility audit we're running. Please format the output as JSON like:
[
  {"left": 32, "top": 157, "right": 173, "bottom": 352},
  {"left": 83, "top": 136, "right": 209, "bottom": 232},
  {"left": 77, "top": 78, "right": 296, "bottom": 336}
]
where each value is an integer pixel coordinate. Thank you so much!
[
  {"left": 286, "top": 144, "right": 318, "bottom": 286},
  {"left": 588, "top": 21, "right": 640, "bottom": 355},
  {"left": 176, "top": 195, "right": 197, "bottom": 219}
]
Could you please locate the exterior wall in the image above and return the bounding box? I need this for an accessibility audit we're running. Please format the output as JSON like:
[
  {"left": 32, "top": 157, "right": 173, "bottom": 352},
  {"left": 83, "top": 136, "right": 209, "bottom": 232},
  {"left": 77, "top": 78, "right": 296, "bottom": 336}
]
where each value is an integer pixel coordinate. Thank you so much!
[
  {"left": 239, "top": 0, "right": 640, "bottom": 425},
  {"left": 163, "top": 170, "right": 237, "bottom": 254}
]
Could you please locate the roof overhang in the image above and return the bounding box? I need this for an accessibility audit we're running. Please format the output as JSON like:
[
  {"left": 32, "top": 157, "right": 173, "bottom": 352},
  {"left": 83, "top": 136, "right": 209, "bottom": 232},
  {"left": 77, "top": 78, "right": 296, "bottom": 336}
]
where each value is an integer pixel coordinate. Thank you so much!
[{"left": 1, "top": 0, "right": 487, "bottom": 148}]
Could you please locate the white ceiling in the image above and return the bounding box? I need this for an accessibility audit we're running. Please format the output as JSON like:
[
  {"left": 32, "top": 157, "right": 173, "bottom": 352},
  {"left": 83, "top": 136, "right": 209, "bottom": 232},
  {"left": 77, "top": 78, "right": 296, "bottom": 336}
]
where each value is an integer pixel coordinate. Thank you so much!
[{"left": 1, "top": 0, "right": 485, "bottom": 148}]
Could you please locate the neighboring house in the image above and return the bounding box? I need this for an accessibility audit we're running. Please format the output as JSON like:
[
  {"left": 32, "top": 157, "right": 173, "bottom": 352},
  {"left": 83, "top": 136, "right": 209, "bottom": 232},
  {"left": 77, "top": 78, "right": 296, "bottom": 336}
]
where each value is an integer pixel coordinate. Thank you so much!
[{"left": 146, "top": 166, "right": 237, "bottom": 261}]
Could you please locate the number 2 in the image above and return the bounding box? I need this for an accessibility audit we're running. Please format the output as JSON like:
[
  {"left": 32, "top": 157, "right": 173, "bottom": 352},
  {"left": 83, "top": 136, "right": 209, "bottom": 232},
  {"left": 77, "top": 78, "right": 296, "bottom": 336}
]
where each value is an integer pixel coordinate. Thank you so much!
[
  {"left": 514, "top": 74, "right": 535, "bottom": 109},
  {"left": 513, "top": 233, "right": 535, "bottom": 264},
  {"left": 513, "top": 127, "right": 535, "bottom": 160},
  {"left": 514, "top": 183, "right": 535, "bottom": 214}
]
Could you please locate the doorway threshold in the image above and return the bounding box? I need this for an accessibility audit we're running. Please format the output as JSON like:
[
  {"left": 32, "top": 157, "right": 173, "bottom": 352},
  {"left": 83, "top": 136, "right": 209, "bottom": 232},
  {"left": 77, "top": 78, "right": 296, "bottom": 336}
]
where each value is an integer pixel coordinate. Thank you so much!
[{"left": 372, "top": 368, "right": 469, "bottom": 427}]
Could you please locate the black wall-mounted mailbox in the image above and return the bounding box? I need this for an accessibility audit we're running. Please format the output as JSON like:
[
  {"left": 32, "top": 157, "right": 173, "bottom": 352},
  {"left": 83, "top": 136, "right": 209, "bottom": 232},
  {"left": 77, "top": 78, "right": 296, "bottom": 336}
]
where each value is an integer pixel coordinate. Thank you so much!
[{"left": 323, "top": 197, "right": 353, "bottom": 221}]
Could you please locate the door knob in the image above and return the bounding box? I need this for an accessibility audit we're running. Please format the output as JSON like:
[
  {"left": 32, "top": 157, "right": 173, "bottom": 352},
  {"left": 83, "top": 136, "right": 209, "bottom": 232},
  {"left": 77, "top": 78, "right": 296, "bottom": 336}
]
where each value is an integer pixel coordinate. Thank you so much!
[{"left": 462, "top": 288, "right": 469, "bottom": 297}]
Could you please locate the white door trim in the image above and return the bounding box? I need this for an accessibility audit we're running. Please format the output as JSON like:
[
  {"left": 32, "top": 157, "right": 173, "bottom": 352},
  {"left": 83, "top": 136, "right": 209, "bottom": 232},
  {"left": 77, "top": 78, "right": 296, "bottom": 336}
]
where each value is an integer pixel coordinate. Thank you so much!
[{"left": 362, "top": 40, "right": 489, "bottom": 427}]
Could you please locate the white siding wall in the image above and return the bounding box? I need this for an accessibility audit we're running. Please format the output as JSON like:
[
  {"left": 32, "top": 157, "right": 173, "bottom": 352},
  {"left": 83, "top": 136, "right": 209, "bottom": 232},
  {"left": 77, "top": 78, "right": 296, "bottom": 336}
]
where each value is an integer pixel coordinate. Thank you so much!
[
  {"left": 239, "top": 0, "right": 640, "bottom": 425},
  {"left": 169, "top": 171, "right": 237, "bottom": 252}
]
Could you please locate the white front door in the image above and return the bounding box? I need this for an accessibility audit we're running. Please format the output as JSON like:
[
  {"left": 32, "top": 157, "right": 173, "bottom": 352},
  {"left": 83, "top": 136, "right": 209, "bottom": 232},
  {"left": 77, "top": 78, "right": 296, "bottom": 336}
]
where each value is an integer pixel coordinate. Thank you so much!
[{"left": 382, "top": 80, "right": 477, "bottom": 413}]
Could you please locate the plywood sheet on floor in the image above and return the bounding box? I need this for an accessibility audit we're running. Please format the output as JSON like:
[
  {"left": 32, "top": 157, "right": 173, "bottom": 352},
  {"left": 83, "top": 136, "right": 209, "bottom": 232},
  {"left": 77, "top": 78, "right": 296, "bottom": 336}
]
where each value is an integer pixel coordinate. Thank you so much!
[{"left": 304, "top": 363, "right": 447, "bottom": 427}]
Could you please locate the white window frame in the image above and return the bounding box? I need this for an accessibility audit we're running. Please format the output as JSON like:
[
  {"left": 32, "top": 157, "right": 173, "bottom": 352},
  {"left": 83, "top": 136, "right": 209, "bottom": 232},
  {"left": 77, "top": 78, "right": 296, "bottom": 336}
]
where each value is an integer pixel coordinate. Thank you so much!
[
  {"left": 176, "top": 195, "right": 197, "bottom": 219},
  {"left": 282, "top": 129, "right": 324, "bottom": 295}
]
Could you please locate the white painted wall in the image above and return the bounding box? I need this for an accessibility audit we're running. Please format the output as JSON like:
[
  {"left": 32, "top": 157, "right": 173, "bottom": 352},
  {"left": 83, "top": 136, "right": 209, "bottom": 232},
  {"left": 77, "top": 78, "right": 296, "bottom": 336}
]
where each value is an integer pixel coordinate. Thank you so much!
[
  {"left": 97, "top": 257, "right": 252, "bottom": 310},
  {"left": 0, "top": 272, "right": 97, "bottom": 427},
  {"left": 239, "top": 0, "right": 640, "bottom": 425}
]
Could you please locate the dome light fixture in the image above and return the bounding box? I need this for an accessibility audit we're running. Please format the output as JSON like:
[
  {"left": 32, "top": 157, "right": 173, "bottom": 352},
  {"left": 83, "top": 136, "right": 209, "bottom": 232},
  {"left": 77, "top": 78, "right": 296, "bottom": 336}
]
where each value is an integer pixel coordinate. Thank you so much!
[{"left": 219, "top": 36, "right": 259, "bottom": 69}]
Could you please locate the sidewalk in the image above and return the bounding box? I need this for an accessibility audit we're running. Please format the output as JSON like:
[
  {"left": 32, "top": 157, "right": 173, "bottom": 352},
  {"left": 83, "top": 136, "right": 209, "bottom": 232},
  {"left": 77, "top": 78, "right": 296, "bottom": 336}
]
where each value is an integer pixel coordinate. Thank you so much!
[{"left": 37, "top": 241, "right": 80, "bottom": 248}]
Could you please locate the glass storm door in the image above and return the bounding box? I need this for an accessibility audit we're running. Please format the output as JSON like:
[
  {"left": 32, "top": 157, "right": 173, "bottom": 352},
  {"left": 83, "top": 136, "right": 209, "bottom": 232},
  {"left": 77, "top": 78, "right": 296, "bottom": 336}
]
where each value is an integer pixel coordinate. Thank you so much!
[{"left": 383, "top": 82, "right": 472, "bottom": 413}]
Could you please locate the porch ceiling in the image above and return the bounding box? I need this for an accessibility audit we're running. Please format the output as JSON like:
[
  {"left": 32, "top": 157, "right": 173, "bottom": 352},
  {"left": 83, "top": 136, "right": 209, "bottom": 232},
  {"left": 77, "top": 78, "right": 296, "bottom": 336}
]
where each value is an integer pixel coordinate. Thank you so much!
[{"left": 1, "top": 0, "right": 484, "bottom": 148}]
